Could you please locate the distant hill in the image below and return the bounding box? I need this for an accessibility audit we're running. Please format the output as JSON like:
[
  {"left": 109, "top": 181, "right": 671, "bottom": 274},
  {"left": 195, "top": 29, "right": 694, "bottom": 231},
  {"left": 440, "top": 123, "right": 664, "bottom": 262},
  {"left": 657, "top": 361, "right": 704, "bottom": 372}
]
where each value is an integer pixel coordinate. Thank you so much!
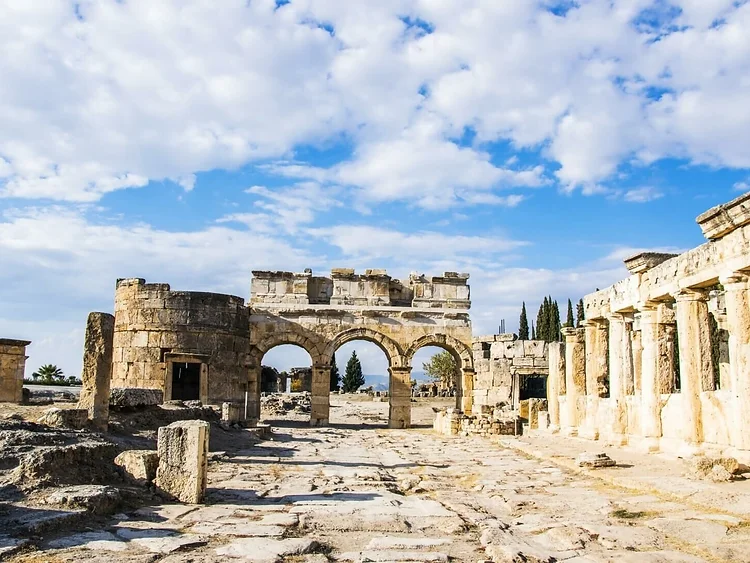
[{"left": 364, "top": 371, "right": 432, "bottom": 392}]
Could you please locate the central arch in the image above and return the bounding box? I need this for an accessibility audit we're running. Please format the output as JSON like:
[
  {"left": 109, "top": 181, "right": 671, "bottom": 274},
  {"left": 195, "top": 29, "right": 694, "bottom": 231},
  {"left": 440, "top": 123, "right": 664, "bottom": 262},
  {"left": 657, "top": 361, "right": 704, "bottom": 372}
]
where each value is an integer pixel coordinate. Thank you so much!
[{"left": 324, "top": 327, "right": 405, "bottom": 368}]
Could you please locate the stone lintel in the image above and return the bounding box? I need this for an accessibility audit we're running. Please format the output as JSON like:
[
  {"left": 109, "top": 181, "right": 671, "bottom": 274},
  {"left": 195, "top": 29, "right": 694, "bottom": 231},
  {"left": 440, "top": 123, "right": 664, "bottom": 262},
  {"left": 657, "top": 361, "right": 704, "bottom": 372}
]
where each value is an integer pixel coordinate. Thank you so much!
[
  {"left": 330, "top": 268, "right": 356, "bottom": 277},
  {"left": 697, "top": 190, "right": 750, "bottom": 241},
  {"left": 0, "top": 338, "right": 31, "bottom": 348},
  {"left": 431, "top": 272, "right": 470, "bottom": 284},
  {"left": 623, "top": 252, "right": 679, "bottom": 274}
]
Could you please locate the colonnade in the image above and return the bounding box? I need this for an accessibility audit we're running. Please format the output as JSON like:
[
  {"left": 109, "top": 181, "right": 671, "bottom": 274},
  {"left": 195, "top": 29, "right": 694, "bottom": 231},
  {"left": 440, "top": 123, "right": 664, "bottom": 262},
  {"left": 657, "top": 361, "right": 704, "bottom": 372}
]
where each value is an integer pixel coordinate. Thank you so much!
[{"left": 547, "top": 273, "right": 750, "bottom": 458}]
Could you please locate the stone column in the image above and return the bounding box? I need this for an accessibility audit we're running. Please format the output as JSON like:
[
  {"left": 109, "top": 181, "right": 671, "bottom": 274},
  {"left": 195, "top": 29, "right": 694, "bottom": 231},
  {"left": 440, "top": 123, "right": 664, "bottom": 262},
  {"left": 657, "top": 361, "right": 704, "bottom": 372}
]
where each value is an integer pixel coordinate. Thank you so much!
[
  {"left": 720, "top": 273, "right": 750, "bottom": 450},
  {"left": 547, "top": 341, "right": 565, "bottom": 432},
  {"left": 155, "top": 420, "right": 210, "bottom": 504},
  {"left": 0, "top": 339, "right": 31, "bottom": 403},
  {"left": 77, "top": 312, "right": 115, "bottom": 431},
  {"left": 638, "top": 305, "right": 661, "bottom": 451},
  {"left": 606, "top": 314, "right": 629, "bottom": 443},
  {"left": 460, "top": 368, "right": 475, "bottom": 414},
  {"left": 246, "top": 364, "right": 261, "bottom": 423},
  {"left": 580, "top": 319, "right": 608, "bottom": 440},
  {"left": 562, "top": 327, "right": 585, "bottom": 436},
  {"left": 310, "top": 364, "right": 330, "bottom": 427},
  {"left": 675, "top": 289, "right": 712, "bottom": 448},
  {"left": 389, "top": 366, "right": 412, "bottom": 429}
]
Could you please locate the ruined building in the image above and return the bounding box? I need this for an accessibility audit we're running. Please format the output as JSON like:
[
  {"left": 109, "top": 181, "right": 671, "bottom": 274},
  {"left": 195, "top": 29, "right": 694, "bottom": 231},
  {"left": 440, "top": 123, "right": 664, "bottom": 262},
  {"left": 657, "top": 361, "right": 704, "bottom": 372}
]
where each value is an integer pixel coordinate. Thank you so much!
[
  {"left": 107, "top": 269, "right": 474, "bottom": 428},
  {"left": 545, "top": 191, "right": 750, "bottom": 462}
]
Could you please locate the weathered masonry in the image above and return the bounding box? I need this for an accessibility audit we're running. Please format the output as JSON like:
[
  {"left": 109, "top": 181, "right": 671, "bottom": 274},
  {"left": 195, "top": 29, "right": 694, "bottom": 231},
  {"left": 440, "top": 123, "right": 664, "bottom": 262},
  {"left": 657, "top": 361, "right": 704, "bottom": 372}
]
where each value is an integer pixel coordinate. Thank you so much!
[
  {"left": 545, "top": 191, "right": 750, "bottom": 462},
  {"left": 0, "top": 339, "right": 31, "bottom": 403},
  {"left": 109, "top": 269, "right": 474, "bottom": 428}
]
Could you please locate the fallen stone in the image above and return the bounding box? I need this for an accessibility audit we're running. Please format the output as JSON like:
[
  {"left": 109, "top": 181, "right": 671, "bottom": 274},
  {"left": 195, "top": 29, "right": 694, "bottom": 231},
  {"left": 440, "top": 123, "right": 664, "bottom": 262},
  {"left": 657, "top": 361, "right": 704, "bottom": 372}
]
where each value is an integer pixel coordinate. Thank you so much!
[
  {"left": 110, "top": 388, "right": 163, "bottom": 409},
  {"left": 41, "top": 485, "right": 123, "bottom": 515},
  {"left": 155, "top": 419, "right": 209, "bottom": 504},
  {"left": 710, "top": 465, "right": 734, "bottom": 482},
  {"left": 115, "top": 450, "right": 159, "bottom": 484},
  {"left": 339, "top": 551, "right": 449, "bottom": 562},
  {"left": 576, "top": 452, "right": 616, "bottom": 468},
  {"left": 365, "top": 537, "right": 452, "bottom": 550},
  {"left": 215, "top": 538, "right": 319, "bottom": 562},
  {"left": 688, "top": 455, "right": 740, "bottom": 480},
  {"left": 37, "top": 408, "right": 88, "bottom": 429}
]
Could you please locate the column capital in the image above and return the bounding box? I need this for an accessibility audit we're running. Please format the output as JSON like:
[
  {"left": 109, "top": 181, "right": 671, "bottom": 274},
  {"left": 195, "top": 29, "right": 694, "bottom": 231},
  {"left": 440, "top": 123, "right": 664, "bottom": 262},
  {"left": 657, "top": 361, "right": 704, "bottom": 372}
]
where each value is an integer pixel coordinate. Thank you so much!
[
  {"left": 388, "top": 365, "right": 412, "bottom": 374},
  {"left": 606, "top": 311, "right": 634, "bottom": 323},
  {"left": 313, "top": 363, "right": 331, "bottom": 371},
  {"left": 580, "top": 318, "right": 607, "bottom": 329},
  {"left": 720, "top": 271, "right": 750, "bottom": 289},
  {"left": 674, "top": 288, "right": 709, "bottom": 303},
  {"left": 561, "top": 327, "right": 585, "bottom": 343}
]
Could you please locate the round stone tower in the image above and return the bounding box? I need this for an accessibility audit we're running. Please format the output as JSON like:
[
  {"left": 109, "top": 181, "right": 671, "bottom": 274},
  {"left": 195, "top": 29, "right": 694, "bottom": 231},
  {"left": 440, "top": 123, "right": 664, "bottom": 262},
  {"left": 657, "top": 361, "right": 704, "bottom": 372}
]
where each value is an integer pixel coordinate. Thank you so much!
[{"left": 112, "top": 278, "right": 250, "bottom": 405}]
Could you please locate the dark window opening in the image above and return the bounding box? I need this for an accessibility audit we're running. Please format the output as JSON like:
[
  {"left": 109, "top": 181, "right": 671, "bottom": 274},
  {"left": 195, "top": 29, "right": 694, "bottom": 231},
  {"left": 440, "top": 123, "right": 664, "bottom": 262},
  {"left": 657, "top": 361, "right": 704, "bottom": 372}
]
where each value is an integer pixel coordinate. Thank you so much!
[
  {"left": 171, "top": 362, "right": 201, "bottom": 401},
  {"left": 520, "top": 374, "right": 548, "bottom": 400},
  {"left": 672, "top": 324, "right": 681, "bottom": 393}
]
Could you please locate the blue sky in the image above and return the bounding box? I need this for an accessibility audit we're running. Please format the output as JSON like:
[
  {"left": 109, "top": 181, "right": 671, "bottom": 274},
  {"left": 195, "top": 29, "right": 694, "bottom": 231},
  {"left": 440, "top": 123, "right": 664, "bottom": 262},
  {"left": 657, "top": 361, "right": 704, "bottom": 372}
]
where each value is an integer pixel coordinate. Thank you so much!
[{"left": 1, "top": 0, "right": 749, "bottom": 378}]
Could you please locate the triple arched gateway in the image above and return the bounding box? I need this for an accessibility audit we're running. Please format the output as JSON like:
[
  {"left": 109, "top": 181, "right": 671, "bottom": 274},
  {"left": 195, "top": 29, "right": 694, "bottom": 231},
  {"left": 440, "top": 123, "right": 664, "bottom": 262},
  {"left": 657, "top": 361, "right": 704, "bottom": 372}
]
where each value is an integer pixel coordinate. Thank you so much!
[{"left": 109, "top": 268, "right": 474, "bottom": 428}]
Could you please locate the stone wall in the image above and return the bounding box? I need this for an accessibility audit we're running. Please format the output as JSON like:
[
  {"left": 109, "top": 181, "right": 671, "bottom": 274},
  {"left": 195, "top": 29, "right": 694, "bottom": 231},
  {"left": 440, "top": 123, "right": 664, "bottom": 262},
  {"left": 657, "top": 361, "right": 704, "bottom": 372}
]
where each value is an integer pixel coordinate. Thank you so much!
[
  {"left": 472, "top": 334, "right": 549, "bottom": 409},
  {"left": 433, "top": 407, "right": 521, "bottom": 437},
  {"left": 0, "top": 339, "right": 31, "bottom": 403},
  {"left": 250, "top": 269, "right": 470, "bottom": 310},
  {"left": 111, "top": 279, "right": 250, "bottom": 405},
  {"left": 546, "top": 191, "right": 750, "bottom": 463}
]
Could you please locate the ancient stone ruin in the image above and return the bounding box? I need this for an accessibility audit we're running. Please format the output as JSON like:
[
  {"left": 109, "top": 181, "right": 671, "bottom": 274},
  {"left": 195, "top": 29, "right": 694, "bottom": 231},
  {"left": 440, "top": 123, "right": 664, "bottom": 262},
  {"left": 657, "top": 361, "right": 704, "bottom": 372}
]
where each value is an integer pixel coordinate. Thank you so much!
[
  {"left": 544, "top": 190, "right": 750, "bottom": 463},
  {"left": 0, "top": 339, "right": 31, "bottom": 403}
]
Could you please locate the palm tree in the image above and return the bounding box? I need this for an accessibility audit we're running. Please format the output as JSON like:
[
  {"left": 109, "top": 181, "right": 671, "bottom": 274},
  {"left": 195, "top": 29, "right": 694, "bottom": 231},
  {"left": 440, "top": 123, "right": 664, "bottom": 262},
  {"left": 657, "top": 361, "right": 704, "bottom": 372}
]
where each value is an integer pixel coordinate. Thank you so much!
[{"left": 33, "top": 364, "right": 64, "bottom": 383}]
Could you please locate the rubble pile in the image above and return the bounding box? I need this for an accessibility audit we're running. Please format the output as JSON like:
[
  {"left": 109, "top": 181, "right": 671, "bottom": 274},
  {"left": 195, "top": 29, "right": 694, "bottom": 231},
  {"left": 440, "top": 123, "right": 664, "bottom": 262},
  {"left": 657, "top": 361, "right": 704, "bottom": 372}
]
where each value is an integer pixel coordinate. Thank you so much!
[
  {"left": 433, "top": 404, "right": 521, "bottom": 437},
  {"left": 261, "top": 392, "right": 312, "bottom": 415},
  {"left": 688, "top": 455, "right": 743, "bottom": 482}
]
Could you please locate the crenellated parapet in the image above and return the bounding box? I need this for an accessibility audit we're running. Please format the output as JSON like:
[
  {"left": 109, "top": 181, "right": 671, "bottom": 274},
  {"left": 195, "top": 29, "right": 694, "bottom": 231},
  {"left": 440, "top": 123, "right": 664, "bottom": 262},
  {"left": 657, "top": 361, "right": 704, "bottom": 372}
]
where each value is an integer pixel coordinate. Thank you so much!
[{"left": 250, "top": 269, "right": 470, "bottom": 310}]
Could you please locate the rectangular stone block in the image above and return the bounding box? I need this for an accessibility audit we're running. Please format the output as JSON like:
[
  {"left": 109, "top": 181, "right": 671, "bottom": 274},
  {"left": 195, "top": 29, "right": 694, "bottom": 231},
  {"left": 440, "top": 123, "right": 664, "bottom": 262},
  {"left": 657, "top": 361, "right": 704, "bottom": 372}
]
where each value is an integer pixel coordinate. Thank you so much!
[{"left": 155, "top": 420, "right": 210, "bottom": 504}]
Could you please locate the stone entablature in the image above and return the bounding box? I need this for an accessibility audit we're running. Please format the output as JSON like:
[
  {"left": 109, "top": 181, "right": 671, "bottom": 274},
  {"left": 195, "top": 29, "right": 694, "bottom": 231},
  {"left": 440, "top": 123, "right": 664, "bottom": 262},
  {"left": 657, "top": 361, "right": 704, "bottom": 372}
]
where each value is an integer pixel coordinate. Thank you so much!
[
  {"left": 251, "top": 269, "right": 470, "bottom": 310},
  {"left": 472, "top": 334, "right": 549, "bottom": 409},
  {"left": 0, "top": 338, "right": 31, "bottom": 403},
  {"left": 554, "top": 191, "right": 750, "bottom": 462}
]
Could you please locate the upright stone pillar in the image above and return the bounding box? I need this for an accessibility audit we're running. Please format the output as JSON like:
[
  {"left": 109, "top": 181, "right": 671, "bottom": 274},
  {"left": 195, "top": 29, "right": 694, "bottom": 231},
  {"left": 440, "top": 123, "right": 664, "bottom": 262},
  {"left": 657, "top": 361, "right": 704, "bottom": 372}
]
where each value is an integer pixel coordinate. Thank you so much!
[
  {"left": 606, "top": 314, "right": 629, "bottom": 444},
  {"left": 78, "top": 312, "right": 115, "bottom": 431},
  {"left": 0, "top": 339, "right": 31, "bottom": 403},
  {"left": 547, "top": 341, "right": 565, "bottom": 432},
  {"left": 155, "top": 420, "right": 210, "bottom": 504},
  {"left": 459, "top": 368, "right": 475, "bottom": 414},
  {"left": 675, "top": 289, "right": 712, "bottom": 448},
  {"left": 638, "top": 305, "right": 661, "bottom": 452},
  {"left": 720, "top": 273, "right": 750, "bottom": 450},
  {"left": 581, "top": 320, "right": 608, "bottom": 440},
  {"left": 310, "top": 364, "right": 331, "bottom": 426},
  {"left": 562, "top": 327, "right": 585, "bottom": 436},
  {"left": 246, "top": 364, "right": 261, "bottom": 424},
  {"left": 389, "top": 366, "right": 412, "bottom": 429}
]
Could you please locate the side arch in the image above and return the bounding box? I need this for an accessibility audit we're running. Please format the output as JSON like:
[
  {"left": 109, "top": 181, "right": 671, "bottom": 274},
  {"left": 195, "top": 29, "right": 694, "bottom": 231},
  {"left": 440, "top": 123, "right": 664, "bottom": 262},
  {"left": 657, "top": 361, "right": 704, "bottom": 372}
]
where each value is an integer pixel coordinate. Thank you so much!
[
  {"left": 252, "top": 330, "right": 327, "bottom": 366},
  {"left": 324, "top": 327, "right": 405, "bottom": 367},
  {"left": 404, "top": 333, "right": 474, "bottom": 370}
]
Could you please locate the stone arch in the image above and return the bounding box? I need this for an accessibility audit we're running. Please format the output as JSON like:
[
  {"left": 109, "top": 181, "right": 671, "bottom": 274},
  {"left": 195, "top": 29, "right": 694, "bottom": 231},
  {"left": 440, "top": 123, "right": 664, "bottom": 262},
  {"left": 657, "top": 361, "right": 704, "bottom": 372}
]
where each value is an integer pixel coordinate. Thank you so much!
[
  {"left": 253, "top": 330, "right": 327, "bottom": 366},
  {"left": 324, "top": 327, "right": 405, "bottom": 368},
  {"left": 404, "top": 333, "right": 473, "bottom": 370}
]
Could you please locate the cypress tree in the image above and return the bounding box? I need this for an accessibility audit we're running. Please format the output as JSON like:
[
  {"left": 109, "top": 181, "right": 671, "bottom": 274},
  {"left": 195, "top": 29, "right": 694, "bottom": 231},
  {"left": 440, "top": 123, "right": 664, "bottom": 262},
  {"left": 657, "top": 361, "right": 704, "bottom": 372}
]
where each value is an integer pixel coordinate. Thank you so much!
[
  {"left": 576, "top": 298, "right": 585, "bottom": 327},
  {"left": 552, "top": 300, "right": 561, "bottom": 342},
  {"left": 329, "top": 353, "right": 340, "bottom": 391},
  {"left": 531, "top": 322, "right": 536, "bottom": 340},
  {"left": 341, "top": 351, "right": 365, "bottom": 393},
  {"left": 536, "top": 300, "right": 546, "bottom": 342},
  {"left": 518, "top": 302, "right": 529, "bottom": 340},
  {"left": 566, "top": 299, "right": 574, "bottom": 327}
]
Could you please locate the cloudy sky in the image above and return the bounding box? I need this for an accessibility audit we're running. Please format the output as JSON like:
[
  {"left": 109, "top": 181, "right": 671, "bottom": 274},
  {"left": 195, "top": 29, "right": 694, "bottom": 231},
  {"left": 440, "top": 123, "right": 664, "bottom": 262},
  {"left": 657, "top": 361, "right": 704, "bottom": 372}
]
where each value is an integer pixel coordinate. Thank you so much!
[{"left": 1, "top": 0, "right": 748, "bottom": 378}]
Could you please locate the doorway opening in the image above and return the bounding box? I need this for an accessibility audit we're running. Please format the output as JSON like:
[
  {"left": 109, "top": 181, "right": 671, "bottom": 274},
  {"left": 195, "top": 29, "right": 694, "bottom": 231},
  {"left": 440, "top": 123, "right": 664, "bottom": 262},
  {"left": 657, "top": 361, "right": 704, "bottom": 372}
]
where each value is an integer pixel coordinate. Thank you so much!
[
  {"left": 519, "top": 373, "right": 548, "bottom": 401},
  {"left": 171, "top": 362, "right": 201, "bottom": 400}
]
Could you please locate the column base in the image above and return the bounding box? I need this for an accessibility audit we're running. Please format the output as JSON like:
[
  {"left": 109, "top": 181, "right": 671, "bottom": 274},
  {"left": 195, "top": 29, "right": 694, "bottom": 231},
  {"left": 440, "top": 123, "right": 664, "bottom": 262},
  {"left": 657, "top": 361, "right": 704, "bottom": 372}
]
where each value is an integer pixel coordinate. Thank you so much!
[
  {"left": 578, "top": 427, "right": 600, "bottom": 441},
  {"left": 638, "top": 436, "right": 661, "bottom": 453},
  {"left": 563, "top": 427, "right": 579, "bottom": 437},
  {"left": 603, "top": 433, "right": 628, "bottom": 446},
  {"left": 310, "top": 417, "right": 329, "bottom": 427}
]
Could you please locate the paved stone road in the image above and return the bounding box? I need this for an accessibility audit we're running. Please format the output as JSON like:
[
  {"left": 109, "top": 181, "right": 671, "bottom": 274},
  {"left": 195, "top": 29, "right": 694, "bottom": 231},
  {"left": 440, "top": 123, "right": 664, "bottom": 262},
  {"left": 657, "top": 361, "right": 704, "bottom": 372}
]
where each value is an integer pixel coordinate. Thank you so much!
[{"left": 24, "top": 399, "right": 750, "bottom": 562}]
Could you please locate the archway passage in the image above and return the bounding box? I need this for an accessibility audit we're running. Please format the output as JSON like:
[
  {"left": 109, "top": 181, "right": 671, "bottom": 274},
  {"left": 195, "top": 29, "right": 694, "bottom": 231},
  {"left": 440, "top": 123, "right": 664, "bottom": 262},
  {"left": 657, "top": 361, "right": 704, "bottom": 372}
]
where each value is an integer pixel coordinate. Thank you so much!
[
  {"left": 256, "top": 343, "right": 315, "bottom": 426},
  {"left": 411, "top": 345, "right": 460, "bottom": 427},
  {"left": 171, "top": 362, "right": 201, "bottom": 401},
  {"left": 329, "top": 340, "right": 390, "bottom": 428}
]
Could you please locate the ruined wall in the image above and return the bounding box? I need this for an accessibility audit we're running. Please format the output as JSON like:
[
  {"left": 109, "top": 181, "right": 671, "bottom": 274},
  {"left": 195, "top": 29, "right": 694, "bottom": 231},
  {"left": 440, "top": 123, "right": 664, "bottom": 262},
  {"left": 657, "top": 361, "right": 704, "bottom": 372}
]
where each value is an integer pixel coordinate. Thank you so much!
[
  {"left": 472, "top": 335, "right": 549, "bottom": 409},
  {"left": 251, "top": 269, "right": 470, "bottom": 310},
  {"left": 546, "top": 191, "right": 750, "bottom": 462},
  {"left": 0, "top": 339, "right": 31, "bottom": 403},
  {"left": 111, "top": 279, "right": 250, "bottom": 405}
]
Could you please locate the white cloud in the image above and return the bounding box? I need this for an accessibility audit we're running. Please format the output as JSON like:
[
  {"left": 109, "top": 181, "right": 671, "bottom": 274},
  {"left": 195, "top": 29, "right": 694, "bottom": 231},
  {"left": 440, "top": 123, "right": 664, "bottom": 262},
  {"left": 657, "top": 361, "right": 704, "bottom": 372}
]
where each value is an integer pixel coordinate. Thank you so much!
[
  {"left": 733, "top": 180, "right": 750, "bottom": 192},
  {"left": 623, "top": 186, "right": 664, "bottom": 203}
]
